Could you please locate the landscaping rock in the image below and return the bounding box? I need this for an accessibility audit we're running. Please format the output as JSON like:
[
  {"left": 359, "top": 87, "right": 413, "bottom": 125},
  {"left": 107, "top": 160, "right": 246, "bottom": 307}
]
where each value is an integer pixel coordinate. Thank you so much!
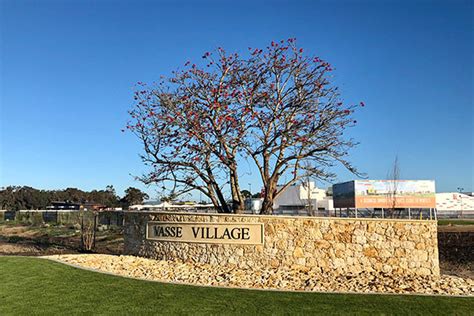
[{"left": 47, "top": 254, "right": 473, "bottom": 296}]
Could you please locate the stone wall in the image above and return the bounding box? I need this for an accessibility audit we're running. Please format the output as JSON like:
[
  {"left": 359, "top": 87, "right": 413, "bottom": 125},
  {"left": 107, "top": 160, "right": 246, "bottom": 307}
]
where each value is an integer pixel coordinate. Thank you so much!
[{"left": 124, "top": 211, "right": 439, "bottom": 276}]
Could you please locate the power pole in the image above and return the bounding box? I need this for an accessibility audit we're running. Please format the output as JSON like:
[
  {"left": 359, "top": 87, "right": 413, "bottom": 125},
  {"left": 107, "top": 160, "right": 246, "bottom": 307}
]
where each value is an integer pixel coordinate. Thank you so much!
[
  {"left": 306, "top": 178, "right": 313, "bottom": 216},
  {"left": 457, "top": 187, "right": 464, "bottom": 219}
]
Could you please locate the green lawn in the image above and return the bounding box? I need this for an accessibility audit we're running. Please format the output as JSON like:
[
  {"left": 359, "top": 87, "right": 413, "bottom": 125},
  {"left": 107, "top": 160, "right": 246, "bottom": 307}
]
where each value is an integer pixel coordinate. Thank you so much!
[
  {"left": 0, "top": 257, "right": 472, "bottom": 315},
  {"left": 438, "top": 219, "right": 474, "bottom": 226}
]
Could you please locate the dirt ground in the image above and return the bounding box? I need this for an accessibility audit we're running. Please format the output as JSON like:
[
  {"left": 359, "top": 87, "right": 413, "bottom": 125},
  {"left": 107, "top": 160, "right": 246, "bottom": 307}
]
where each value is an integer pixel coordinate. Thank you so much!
[
  {"left": 437, "top": 225, "right": 474, "bottom": 279},
  {"left": 0, "top": 223, "right": 123, "bottom": 256}
]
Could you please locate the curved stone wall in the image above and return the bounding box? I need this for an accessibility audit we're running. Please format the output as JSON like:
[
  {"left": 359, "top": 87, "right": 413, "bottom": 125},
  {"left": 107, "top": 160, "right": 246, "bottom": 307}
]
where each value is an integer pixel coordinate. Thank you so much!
[{"left": 124, "top": 211, "right": 439, "bottom": 276}]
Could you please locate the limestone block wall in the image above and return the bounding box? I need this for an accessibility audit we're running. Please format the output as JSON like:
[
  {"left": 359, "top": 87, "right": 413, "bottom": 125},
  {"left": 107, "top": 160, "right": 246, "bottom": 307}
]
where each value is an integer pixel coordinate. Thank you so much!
[{"left": 124, "top": 211, "right": 439, "bottom": 276}]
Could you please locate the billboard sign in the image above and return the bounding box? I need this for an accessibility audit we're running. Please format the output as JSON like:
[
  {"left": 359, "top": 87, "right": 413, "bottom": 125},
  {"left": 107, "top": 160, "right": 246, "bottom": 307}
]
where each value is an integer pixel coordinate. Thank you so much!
[
  {"left": 333, "top": 180, "right": 436, "bottom": 209},
  {"left": 333, "top": 181, "right": 355, "bottom": 208},
  {"left": 355, "top": 180, "right": 436, "bottom": 208}
]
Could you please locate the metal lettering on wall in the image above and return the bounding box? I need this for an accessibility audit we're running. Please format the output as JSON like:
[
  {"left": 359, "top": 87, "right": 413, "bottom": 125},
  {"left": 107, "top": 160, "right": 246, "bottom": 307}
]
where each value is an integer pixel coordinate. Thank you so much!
[{"left": 146, "top": 222, "right": 264, "bottom": 245}]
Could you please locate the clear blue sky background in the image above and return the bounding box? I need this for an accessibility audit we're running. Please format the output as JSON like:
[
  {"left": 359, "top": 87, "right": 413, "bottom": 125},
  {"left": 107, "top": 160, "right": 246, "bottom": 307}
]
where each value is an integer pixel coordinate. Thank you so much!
[{"left": 1, "top": 0, "right": 472, "bottom": 199}]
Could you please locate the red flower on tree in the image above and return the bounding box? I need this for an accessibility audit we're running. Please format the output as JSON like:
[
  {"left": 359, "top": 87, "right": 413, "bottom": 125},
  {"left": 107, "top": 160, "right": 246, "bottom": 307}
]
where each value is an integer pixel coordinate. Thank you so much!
[{"left": 126, "top": 38, "right": 362, "bottom": 214}]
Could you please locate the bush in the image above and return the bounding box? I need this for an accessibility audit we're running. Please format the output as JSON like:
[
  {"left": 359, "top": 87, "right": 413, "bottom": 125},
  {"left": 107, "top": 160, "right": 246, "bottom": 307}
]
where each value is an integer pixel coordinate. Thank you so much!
[{"left": 80, "top": 210, "right": 97, "bottom": 252}]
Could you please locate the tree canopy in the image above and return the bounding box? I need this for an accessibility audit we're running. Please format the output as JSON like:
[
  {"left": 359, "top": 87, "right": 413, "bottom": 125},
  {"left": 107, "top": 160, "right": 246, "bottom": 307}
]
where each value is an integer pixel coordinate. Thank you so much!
[
  {"left": 121, "top": 187, "right": 149, "bottom": 206},
  {"left": 0, "top": 186, "right": 148, "bottom": 211},
  {"left": 127, "top": 39, "right": 363, "bottom": 214}
]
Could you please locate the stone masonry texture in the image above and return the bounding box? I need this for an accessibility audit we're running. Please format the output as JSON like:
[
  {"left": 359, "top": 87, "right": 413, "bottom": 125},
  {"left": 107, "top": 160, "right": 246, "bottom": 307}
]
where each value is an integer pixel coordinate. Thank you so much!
[{"left": 124, "top": 212, "right": 440, "bottom": 277}]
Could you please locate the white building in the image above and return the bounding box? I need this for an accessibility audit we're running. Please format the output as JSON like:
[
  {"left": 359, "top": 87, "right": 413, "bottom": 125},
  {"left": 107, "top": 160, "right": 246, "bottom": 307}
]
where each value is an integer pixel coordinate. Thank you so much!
[
  {"left": 129, "top": 201, "right": 215, "bottom": 211},
  {"left": 245, "top": 198, "right": 263, "bottom": 213},
  {"left": 436, "top": 192, "right": 474, "bottom": 218},
  {"left": 272, "top": 182, "right": 334, "bottom": 214}
]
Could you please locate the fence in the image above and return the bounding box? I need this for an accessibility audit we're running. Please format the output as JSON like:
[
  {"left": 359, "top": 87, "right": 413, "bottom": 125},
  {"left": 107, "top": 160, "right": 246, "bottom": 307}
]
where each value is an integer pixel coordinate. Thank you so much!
[
  {"left": 330, "top": 208, "right": 438, "bottom": 220},
  {"left": 1, "top": 208, "right": 472, "bottom": 223},
  {"left": 436, "top": 210, "right": 474, "bottom": 219},
  {"left": 0, "top": 210, "right": 124, "bottom": 227},
  {"left": 0, "top": 211, "right": 16, "bottom": 221},
  {"left": 275, "top": 208, "right": 474, "bottom": 219}
]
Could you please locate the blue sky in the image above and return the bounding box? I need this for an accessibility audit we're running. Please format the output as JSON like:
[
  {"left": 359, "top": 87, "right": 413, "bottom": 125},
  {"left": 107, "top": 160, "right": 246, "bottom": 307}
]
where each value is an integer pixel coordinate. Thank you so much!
[{"left": 1, "top": 0, "right": 472, "bottom": 199}]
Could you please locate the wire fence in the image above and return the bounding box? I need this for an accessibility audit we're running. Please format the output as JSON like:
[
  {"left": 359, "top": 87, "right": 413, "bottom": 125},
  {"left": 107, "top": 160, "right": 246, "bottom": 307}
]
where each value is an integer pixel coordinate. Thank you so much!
[
  {"left": 3, "top": 208, "right": 473, "bottom": 222},
  {"left": 269, "top": 208, "right": 474, "bottom": 220}
]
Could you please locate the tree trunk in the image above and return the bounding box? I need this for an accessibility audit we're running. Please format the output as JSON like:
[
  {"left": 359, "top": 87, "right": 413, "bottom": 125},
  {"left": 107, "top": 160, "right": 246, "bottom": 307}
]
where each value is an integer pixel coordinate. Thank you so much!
[
  {"left": 206, "top": 188, "right": 220, "bottom": 212},
  {"left": 229, "top": 167, "right": 245, "bottom": 214},
  {"left": 212, "top": 182, "right": 231, "bottom": 213},
  {"left": 205, "top": 164, "right": 231, "bottom": 213},
  {"left": 260, "top": 197, "right": 274, "bottom": 215},
  {"left": 260, "top": 181, "right": 277, "bottom": 215}
]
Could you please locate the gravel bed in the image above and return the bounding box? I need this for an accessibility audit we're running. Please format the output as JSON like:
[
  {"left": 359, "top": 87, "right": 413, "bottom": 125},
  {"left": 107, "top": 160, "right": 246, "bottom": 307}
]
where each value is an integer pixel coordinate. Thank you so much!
[{"left": 47, "top": 254, "right": 474, "bottom": 296}]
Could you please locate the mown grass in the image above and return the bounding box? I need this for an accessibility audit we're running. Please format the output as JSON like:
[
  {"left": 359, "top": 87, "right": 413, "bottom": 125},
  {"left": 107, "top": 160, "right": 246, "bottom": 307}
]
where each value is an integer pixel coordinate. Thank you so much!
[
  {"left": 438, "top": 219, "right": 474, "bottom": 226},
  {"left": 0, "top": 257, "right": 473, "bottom": 315}
]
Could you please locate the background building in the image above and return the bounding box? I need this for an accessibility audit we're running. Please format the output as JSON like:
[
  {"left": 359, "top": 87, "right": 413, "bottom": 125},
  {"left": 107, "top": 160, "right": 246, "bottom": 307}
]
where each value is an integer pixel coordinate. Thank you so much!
[
  {"left": 272, "top": 182, "right": 333, "bottom": 216},
  {"left": 436, "top": 192, "right": 474, "bottom": 218}
]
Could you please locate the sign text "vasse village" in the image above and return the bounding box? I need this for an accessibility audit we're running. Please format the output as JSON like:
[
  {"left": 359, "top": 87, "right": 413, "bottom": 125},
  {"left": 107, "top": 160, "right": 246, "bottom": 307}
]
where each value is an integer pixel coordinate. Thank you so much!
[{"left": 146, "top": 222, "right": 264, "bottom": 245}]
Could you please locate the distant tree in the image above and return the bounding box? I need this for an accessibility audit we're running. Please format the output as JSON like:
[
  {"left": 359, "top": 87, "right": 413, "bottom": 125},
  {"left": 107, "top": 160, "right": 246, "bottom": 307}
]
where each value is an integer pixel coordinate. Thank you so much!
[
  {"left": 121, "top": 187, "right": 149, "bottom": 207},
  {"left": 106, "top": 185, "right": 115, "bottom": 195},
  {"left": 105, "top": 185, "right": 119, "bottom": 207},
  {"left": 61, "top": 188, "right": 87, "bottom": 203},
  {"left": 0, "top": 186, "right": 121, "bottom": 210},
  {"left": 88, "top": 185, "right": 119, "bottom": 207},
  {"left": 160, "top": 194, "right": 177, "bottom": 203},
  {"left": 251, "top": 192, "right": 262, "bottom": 198},
  {"left": 0, "top": 186, "right": 47, "bottom": 210},
  {"left": 240, "top": 190, "right": 251, "bottom": 199},
  {"left": 0, "top": 186, "right": 15, "bottom": 210}
]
